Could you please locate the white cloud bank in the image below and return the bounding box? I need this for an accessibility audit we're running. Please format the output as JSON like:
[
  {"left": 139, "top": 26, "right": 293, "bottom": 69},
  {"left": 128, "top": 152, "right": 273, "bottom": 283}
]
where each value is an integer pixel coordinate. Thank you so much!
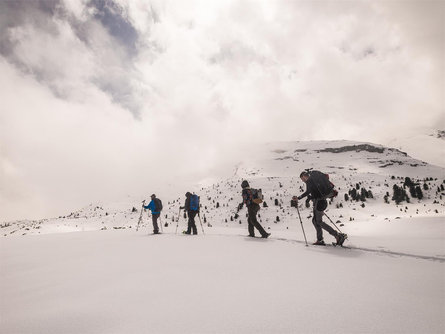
[{"left": 0, "top": 0, "right": 443, "bottom": 221}]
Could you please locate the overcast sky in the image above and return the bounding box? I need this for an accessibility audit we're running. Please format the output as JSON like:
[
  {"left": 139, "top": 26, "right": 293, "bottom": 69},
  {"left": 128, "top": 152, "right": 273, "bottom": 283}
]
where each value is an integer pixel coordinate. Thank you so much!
[{"left": 1, "top": 0, "right": 444, "bottom": 221}]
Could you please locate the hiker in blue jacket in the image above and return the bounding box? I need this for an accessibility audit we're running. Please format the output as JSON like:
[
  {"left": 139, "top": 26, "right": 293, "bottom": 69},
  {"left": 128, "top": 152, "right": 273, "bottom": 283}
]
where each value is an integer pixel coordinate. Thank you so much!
[{"left": 144, "top": 194, "right": 162, "bottom": 234}]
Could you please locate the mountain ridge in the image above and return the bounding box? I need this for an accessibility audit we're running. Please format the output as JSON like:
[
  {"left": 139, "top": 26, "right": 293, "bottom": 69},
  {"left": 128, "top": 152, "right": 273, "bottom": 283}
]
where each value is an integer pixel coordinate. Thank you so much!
[{"left": 2, "top": 139, "right": 444, "bottom": 236}]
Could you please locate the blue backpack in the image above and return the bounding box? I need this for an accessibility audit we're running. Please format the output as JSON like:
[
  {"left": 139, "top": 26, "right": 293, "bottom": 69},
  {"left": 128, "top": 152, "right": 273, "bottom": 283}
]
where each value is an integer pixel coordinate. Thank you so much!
[{"left": 189, "top": 194, "right": 200, "bottom": 211}]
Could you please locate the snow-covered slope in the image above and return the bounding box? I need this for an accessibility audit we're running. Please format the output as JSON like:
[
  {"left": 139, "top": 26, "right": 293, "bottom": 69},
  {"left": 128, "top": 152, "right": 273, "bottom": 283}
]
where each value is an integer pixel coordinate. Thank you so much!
[
  {"left": 386, "top": 130, "right": 445, "bottom": 168},
  {"left": 3, "top": 140, "right": 444, "bottom": 240},
  {"left": 2, "top": 140, "right": 444, "bottom": 334}
]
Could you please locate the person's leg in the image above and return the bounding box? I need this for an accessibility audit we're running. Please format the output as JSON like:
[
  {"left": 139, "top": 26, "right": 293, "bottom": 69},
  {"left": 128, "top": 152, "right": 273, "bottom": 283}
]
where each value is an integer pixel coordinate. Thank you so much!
[
  {"left": 249, "top": 205, "right": 268, "bottom": 237},
  {"left": 190, "top": 211, "right": 198, "bottom": 234},
  {"left": 315, "top": 209, "right": 337, "bottom": 237},
  {"left": 312, "top": 204, "right": 324, "bottom": 241},
  {"left": 247, "top": 213, "right": 255, "bottom": 236},
  {"left": 186, "top": 211, "right": 192, "bottom": 234},
  {"left": 152, "top": 214, "right": 159, "bottom": 233}
]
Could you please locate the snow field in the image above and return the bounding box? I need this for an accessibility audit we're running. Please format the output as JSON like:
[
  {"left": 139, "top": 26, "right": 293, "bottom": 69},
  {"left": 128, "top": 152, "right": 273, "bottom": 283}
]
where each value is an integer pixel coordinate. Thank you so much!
[
  {"left": 1, "top": 229, "right": 444, "bottom": 334},
  {"left": 2, "top": 140, "right": 445, "bottom": 333}
]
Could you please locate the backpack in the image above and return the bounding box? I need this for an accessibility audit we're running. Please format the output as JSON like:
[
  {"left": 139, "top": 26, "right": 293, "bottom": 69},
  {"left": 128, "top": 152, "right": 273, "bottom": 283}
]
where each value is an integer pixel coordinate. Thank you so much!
[
  {"left": 154, "top": 198, "right": 163, "bottom": 212},
  {"left": 310, "top": 170, "right": 336, "bottom": 198},
  {"left": 251, "top": 188, "right": 263, "bottom": 204},
  {"left": 189, "top": 194, "right": 200, "bottom": 211}
]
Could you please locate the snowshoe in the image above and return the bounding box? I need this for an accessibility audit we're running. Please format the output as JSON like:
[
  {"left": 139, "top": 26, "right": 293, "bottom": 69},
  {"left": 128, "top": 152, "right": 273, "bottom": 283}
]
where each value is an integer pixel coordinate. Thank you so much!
[{"left": 335, "top": 233, "right": 348, "bottom": 246}]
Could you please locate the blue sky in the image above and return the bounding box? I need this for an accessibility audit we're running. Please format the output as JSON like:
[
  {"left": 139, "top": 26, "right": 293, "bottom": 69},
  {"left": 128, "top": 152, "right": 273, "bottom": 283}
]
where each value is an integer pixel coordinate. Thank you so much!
[{"left": 0, "top": 0, "right": 444, "bottom": 220}]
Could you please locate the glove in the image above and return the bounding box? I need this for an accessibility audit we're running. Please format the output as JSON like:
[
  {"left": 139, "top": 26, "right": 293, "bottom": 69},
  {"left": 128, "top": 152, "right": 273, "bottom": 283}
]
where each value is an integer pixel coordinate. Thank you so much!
[
  {"left": 237, "top": 203, "right": 243, "bottom": 211},
  {"left": 292, "top": 196, "right": 298, "bottom": 202}
]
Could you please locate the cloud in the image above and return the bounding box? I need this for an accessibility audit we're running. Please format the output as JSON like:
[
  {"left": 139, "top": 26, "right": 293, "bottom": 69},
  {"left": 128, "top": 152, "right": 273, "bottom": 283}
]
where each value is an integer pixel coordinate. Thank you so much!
[{"left": 0, "top": 0, "right": 443, "bottom": 220}]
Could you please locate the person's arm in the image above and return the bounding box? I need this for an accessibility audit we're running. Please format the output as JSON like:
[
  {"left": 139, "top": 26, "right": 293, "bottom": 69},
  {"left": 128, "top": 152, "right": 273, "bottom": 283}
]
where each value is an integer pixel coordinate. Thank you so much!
[
  {"left": 297, "top": 190, "right": 309, "bottom": 200},
  {"left": 144, "top": 200, "right": 154, "bottom": 211},
  {"left": 180, "top": 198, "right": 189, "bottom": 210},
  {"left": 298, "top": 180, "right": 315, "bottom": 200}
]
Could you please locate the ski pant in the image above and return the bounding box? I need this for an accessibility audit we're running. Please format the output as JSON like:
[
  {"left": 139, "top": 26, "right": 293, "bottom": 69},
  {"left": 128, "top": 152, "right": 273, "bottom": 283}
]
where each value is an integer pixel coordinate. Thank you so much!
[
  {"left": 247, "top": 204, "right": 268, "bottom": 237},
  {"left": 152, "top": 213, "right": 160, "bottom": 233},
  {"left": 312, "top": 200, "right": 337, "bottom": 241},
  {"left": 187, "top": 210, "right": 198, "bottom": 234}
]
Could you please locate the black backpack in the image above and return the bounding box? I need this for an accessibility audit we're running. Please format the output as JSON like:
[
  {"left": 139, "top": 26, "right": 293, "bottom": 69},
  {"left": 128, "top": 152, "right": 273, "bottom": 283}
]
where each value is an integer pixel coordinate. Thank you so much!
[
  {"left": 310, "top": 170, "right": 336, "bottom": 198},
  {"left": 154, "top": 198, "right": 163, "bottom": 212}
]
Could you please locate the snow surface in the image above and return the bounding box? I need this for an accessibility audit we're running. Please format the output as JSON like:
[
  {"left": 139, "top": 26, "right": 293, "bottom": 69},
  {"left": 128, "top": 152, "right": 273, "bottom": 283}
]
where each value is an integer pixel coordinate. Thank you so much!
[
  {"left": 1, "top": 229, "right": 444, "bottom": 334},
  {"left": 1, "top": 140, "right": 445, "bottom": 333}
]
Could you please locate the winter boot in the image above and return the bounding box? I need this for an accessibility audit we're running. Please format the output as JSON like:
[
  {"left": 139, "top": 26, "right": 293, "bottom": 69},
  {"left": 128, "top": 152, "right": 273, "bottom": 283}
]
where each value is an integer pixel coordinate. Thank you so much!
[
  {"left": 313, "top": 240, "right": 326, "bottom": 246},
  {"left": 336, "top": 233, "right": 347, "bottom": 246},
  {"left": 262, "top": 232, "right": 271, "bottom": 239}
]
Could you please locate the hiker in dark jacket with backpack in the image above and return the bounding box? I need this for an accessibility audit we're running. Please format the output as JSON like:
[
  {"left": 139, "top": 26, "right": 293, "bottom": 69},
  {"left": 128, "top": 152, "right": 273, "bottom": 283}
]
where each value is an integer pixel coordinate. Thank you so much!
[
  {"left": 238, "top": 180, "right": 270, "bottom": 238},
  {"left": 293, "top": 170, "right": 346, "bottom": 246},
  {"left": 144, "top": 194, "right": 163, "bottom": 234},
  {"left": 180, "top": 192, "right": 199, "bottom": 235}
]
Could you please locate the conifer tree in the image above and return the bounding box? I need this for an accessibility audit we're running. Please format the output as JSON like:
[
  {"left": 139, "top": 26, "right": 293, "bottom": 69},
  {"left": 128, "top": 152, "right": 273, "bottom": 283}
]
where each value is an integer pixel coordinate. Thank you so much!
[
  {"left": 415, "top": 186, "right": 423, "bottom": 200},
  {"left": 409, "top": 185, "right": 417, "bottom": 198}
]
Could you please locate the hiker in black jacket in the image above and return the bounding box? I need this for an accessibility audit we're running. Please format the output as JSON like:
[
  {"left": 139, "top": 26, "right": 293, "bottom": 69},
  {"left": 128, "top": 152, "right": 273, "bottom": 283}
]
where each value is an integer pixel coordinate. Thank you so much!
[
  {"left": 293, "top": 171, "right": 346, "bottom": 246},
  {"left": 238, "top": 180, "right": 270, "bottom": 238},
  {"left": 180, "top": 192, "right": 198, "bottom": 235}
]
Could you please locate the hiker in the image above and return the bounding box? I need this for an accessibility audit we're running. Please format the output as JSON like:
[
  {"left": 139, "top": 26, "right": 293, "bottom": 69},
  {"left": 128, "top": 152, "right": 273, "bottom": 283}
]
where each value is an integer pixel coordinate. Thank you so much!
[
  {"left": 180, "top": 192, "right": 199, "bottom": 235},
  {"left": 143, "top": 194, "right": 163, "bottom": 234},
  {"left": 293, "top": 170, "right": 346, "bottom": 246},
  {"left": 238, "top": 180, "right": 270, "bottom": 238}
]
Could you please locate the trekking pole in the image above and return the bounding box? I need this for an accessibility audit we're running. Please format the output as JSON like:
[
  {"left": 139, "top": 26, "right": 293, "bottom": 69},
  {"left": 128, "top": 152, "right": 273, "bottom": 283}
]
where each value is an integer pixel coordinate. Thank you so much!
[
  {"left": 175, "top": 208, "right": 181, "bottom": 235},
  {"left": 296, "top": 203, "right": 308, "bottom": 247},
  {"left": 324, "top": 213, "right": 343, "bottom": 233},
  {"left": 136, "top": 200, "right": 146, "bottom": 232},
  {"left": 198, "top": 213, "right": 205, "bottom": 235}
]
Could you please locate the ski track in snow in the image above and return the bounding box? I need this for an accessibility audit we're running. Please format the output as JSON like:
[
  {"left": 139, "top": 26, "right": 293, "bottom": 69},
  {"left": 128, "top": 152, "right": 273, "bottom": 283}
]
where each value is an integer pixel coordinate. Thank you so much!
[
  {"left": 274, "top": 237, "right": 445, "bottom": 263},
  {"left": 177, "top": 232, "right": 445, "bottom": 263}
]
